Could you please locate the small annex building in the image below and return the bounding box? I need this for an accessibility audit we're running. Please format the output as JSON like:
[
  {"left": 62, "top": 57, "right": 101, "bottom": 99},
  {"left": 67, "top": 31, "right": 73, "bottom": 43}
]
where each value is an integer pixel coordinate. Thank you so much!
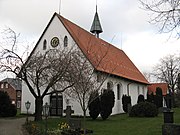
[
  {"left": 21, "top": 12, "right": 149, "bottom": 116},
  {"left": 148, "top": 83, "right": 169, "bottom": 107},
  {"left": 0, "top": 78, "right": 22, "bottom": 109},
  {"left": 148, "top": 83, "right": 168, "bottom": 96}
]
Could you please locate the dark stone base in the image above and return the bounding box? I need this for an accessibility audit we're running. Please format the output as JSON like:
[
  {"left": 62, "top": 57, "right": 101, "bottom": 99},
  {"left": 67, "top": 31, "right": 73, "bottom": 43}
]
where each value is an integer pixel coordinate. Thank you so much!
[
  {"left": 163, "top": 111, "right": 174, "bottom": 123},
  {"left": 162, "top": 123, "right": 180, "bottom": 135}
]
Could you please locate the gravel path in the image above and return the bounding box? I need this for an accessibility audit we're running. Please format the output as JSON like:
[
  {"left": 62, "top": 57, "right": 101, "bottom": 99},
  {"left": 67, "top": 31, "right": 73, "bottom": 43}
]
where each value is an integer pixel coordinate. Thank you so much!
[{"left": 0, "top": 117, "right": 31, "bottom": 135}]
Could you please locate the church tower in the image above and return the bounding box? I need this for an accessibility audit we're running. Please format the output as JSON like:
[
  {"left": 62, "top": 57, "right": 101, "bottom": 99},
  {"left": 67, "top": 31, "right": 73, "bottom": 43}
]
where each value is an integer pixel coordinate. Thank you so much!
[{"left": 90, "top": 5, "right": 103, "bottom": 38}]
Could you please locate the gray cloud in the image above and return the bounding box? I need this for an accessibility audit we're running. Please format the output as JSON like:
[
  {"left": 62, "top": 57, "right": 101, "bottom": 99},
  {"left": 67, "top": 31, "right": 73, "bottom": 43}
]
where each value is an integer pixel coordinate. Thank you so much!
[{"left": 0, "top": 0, "right": 154, "bottom": 40}]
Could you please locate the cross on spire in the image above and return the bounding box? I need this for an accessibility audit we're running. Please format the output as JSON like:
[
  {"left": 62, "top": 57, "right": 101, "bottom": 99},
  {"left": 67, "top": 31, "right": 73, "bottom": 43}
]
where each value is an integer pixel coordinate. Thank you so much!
[{"left": 59, "top": 0, "right": 61, "bottom": 15}]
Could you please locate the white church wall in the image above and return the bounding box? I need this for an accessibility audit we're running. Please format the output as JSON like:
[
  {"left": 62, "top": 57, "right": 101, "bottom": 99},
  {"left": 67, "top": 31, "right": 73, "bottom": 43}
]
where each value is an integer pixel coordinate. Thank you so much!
[
  {"left": 63, "top": 95, "right": 88, "bottom": 116},
  {"left": 98, "top": 76, "right": 148, "bottom": 115}
]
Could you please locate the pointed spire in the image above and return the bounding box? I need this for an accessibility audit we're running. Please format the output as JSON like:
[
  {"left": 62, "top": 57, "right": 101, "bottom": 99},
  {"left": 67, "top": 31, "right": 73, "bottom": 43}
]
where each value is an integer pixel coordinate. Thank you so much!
[{"left": 90, "top": 5, "right": 103, "bottom": 38}]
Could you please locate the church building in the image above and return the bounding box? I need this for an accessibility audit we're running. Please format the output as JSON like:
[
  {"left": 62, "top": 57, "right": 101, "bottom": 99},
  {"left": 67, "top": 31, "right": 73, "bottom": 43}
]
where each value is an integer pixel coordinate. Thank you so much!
[{"left": 21, "top": 10, "right": 149, "bottom": 116}]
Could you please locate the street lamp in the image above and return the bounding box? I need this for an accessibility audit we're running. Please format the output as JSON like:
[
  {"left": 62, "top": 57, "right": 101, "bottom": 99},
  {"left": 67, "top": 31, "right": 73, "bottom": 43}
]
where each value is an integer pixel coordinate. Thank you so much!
[
  {"left": 43, "top": 102, "right": 50, "bottom": 135},
  {"left": 25, "top": 101, "right": 31, "bottom": 124}
]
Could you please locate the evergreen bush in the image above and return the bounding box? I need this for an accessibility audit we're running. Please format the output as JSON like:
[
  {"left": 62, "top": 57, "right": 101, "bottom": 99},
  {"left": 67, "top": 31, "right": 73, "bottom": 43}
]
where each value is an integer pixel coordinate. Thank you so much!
[
  {"left": 100, "top": 90, "right": 115, "bottom": 120},
  {"left": 155, "top": 87, "right": 163, "bottom": 108},
  {"left": 88, "top": 91, "right": 100, "bottom": 120},
  {"left": 129, "top": 102, "right": 158, "bottom": 117},
  {"left": 0, "top": 91, "right": 17, "bottom": 117},
  {"left": 137, "top": 94, "right": 145, "bottom": 104},
  {"left": 122, "top": 95, "right": 131, "bottom": 113},
  {"left": 147, "top": 92, "right": 154, "bottom": 104}
]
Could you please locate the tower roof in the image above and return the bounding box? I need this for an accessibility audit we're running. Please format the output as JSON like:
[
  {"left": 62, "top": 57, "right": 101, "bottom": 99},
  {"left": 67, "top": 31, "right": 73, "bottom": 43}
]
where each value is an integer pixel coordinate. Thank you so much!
[{"left": 90, "top": 8, "right": 103, "bottom": 36}]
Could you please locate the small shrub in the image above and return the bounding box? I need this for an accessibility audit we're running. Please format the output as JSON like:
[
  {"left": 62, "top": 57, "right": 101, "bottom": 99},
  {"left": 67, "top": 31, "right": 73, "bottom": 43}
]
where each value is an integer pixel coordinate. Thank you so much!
[
  {"left": 24, "top": 122, "right": 42, "bottom": 135},
  {"left": 122, "top": 95, "right": 131, "bottom": 113},
  {"left": 9, "top": 104, "right": 17, "bottom": 117},
  {"left": 137, "top": 94, "right": 145, "bottom": 104},
  {"left": 129, "top": 102, "right": 158, "bottom": 117}
]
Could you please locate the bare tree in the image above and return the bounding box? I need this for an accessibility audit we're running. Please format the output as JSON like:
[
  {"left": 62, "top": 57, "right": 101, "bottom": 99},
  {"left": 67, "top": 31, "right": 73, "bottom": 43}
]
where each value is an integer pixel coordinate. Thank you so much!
[
  {"left": 140, "top": 0, "right": 180, "bottom": 35},
  {"left": 143, "top": 71, "right": 155, "bottom": 83},
  {"left": 0, "top": 28, "right": 75, "bottom": 121},
  {"left": 152, "top": 54, "right": 180, "bottom": 106},
  {"left": 65, "top": 45, "right": 116, "bottom": 133}
]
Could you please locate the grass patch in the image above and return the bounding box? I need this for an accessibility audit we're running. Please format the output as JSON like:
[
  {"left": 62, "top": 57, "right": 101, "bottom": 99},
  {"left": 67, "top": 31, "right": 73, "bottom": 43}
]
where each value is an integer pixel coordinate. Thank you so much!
[{"left": 29, "top": 108, "right": 180, "bottom": 135}]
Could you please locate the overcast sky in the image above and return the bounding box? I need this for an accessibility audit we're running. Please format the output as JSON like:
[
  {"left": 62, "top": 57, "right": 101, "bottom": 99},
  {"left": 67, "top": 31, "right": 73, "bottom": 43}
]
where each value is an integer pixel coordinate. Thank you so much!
[{"left": 1, "top": 0, "right": 180, "bottom": 77}]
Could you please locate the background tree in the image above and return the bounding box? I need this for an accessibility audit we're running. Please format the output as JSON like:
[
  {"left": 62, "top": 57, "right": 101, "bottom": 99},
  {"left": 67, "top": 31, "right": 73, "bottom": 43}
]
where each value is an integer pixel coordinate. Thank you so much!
[
  {"left": 0, "top": 91, "right": 17, "bottom": 117},
  {"left": 0, "top": 28, "right": 75, "bottom": 121},
  {"left": 152, "top": 54, "right": 180, "bottom": 107},
  {"left": 174, "top": 73, "right": 180, "bottom": 107},
  {"left": 143, "top": 71, "right": 155, "bottom": 83},
  {"left": 140, "top": 0, "right": 180, "bottom": 35},
  {"left": 65, "top": 43, "right": 116, "bottom": 133}
]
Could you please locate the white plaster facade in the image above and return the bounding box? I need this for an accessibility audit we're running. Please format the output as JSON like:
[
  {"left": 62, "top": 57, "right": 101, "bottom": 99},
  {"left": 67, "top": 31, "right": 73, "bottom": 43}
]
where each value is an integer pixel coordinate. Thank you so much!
[{"left": 21, "top": 14, "right": 148, "bottom": 116}]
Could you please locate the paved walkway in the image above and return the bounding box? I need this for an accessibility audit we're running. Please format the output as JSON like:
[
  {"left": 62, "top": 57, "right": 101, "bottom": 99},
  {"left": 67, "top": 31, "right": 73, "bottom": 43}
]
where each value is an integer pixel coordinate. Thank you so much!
[{"left": 0, "top": 117, "right": 31, "bottom": 135}]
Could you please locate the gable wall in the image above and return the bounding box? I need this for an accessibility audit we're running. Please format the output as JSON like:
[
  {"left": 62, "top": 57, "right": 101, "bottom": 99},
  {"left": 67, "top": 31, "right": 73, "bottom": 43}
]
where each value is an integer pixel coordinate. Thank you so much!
[
  {"left": 21, "top": 16, "right": 80, "bottom": 114},
  {"left": 0, "top": 82, "right": 16, "bottom": 103},
  {"left": 34, "top": 16, "right": 76, "bottom": 54}
]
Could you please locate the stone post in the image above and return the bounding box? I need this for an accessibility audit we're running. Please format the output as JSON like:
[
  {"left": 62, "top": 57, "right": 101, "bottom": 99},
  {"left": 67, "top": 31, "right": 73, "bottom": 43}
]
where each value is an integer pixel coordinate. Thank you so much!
[{"left": 163, "top": 110, "right": 174, "bottom": 123}]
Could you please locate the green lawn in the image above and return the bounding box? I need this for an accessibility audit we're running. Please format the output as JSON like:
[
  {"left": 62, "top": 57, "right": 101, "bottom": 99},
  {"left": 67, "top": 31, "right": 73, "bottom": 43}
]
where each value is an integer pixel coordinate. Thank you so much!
[{"left": 32, "top": 108, "right": 180, "bottom": 135}]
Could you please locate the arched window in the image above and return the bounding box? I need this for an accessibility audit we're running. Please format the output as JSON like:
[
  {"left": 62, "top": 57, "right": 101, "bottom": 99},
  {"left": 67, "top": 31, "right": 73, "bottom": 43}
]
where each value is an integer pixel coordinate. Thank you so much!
[
  {"left": 117, "top": 84, "right": 121, "bottom": 100},
  {"left": 43, "top": 39, "right": 47, "bottom": 50},
  {"left": 137, "top": 86, "right": 140, "bottom": 95},
  {"left": 107, "top": 81, "right": 113, "bottom": 90},
  {"left": 64, "top": 36, "right": 68, "bottom": 47}
]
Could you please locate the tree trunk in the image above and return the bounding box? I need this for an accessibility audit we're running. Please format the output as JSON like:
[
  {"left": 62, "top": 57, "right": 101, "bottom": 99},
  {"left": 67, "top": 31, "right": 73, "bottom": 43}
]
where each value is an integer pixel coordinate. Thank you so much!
[
  {"left": 83, "top": 110, "right": 86, "bottom": 135},
  {"left": 34, "top": 96, "right": 43, "bottom": 121}
]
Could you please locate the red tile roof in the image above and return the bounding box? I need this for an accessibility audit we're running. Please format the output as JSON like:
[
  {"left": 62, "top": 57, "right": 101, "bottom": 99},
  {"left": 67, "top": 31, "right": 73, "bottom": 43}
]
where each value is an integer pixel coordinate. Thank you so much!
[
  {"left": 56, "top": 13, "right": 149, "bottom": 84},
  {"left": 148, "top": 83, "right": 168, "bottom": 96}
]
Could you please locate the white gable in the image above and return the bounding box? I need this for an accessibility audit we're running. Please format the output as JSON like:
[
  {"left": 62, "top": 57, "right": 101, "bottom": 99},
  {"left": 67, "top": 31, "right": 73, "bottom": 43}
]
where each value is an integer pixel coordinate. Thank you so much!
[{"left": 34, "top": 15, "right": 76, "bottom": 54}]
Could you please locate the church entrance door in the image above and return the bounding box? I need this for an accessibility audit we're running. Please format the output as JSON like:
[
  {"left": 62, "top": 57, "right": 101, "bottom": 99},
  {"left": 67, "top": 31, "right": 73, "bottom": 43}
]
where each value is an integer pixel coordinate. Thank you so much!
[{"left": 50, "top": 95, "right": 63, "bottom": 116}]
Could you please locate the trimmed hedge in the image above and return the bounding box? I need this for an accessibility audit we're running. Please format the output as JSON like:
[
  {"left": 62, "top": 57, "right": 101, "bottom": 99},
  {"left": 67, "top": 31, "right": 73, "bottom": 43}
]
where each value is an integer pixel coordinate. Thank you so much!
[
  {"left": 129, "top": 102, "right": 158, "bottom": 117},
  {"left": 100, "top": 90, "right": 115, "bottom": 120},
  {"left": 155, "top": 87, "right": 163, "bottom": 108},
  {"left": 122, "top": 95, "right": 131, "bottom": 113},
  {"left": 137, "top": 94, "right": 145, "bottom": 104}
]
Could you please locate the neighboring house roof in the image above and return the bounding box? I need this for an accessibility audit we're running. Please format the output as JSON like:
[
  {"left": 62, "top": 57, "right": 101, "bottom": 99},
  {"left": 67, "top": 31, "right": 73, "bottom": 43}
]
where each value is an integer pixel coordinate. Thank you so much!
[
  {"left": 148, "top": 83, "right": 168, "bottom": 96},
  {"left": 1, "top": 78, "right": 22, "bottom": 90},
  {"left": 28, "top": 12, "right": 149, "bottom": 85}
]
